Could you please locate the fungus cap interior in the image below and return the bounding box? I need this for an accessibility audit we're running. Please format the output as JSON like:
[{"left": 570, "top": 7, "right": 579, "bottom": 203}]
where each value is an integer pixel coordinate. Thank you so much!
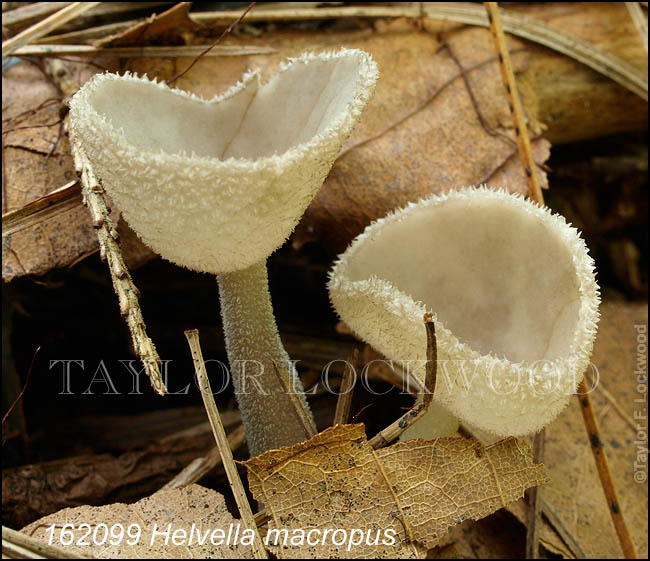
[
  {"left": 345, "top": 197, "right": 582, "bottom": 363},
  {"left": 86, "top": 55, "right": 362, "bottom": 160}
]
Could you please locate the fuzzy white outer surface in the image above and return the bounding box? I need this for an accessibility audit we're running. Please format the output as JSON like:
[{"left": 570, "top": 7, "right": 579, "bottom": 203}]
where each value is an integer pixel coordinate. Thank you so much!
[
  {"left": 68, "top": 49, "right": 378, "bottom": 273},
  {"left": 328, "top": 187, "right": 600, "bottom": 437}
]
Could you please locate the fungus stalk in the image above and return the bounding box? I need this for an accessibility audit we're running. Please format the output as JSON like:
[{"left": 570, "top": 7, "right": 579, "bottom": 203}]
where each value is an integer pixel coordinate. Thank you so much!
[
  {"left": 218, "top": 261, "right": 310, "bottom": 454},
  {"left": 68, "top": 48, "right": 378, "bottom": 457}
]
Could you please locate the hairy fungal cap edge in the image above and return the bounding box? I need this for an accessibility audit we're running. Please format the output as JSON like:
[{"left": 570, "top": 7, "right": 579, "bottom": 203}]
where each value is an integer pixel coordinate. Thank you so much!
[
  {"left": 68, "top": 49, "right": 378, "bottom": 274},
  {"left": 328, "top": 187, "right": 600, "bottom": 437}
]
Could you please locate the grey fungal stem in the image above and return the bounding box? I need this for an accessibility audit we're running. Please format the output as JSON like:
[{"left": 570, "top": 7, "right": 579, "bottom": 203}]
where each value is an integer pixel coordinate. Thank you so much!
[
  {"left": 218, "top": 260, "right": 313, "bottom": 456},
  {"left": 68, "top": 48, "right": 378, "bottom": 456}
]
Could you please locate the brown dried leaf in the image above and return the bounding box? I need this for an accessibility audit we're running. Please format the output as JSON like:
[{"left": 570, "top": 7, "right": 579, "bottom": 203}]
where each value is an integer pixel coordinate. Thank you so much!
[
  {"left": 2, "top": 60, "right": 103, "bottom": 281},
  {"left": 294, "top": 25, "right": 551, "bottom": 254},
  {"left": 506, "top": 498, "right": 575, "bottom": 558},
  {"left": 21, "top": 484, "right": 254, "bottom": 559},
  {"left": 96, "top": 2, "right": 198, "bottom": 48},
  {"left": 538, "top": 301, "right": 649, "bottom": 558},
  {"left": 2, "top": 202, "right": 98, "bottom": 280},
  {"left": 1, "top": 58, "right": 159, "bottom": 280},
  {"left": 244, "top": 424, "right": 548, "bottom": 558}
]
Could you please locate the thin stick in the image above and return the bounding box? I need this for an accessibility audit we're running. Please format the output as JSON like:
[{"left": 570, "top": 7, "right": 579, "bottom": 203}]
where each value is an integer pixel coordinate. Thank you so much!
[
  {"left": 254, "top": 509, "right": 271, "bottom": 528},
  {"left": 163, "top": 424, "right": 246, "bottom": 491},
  {"left": 193, "top": 3, "right": 647, "bottom": 99},
  {"left": 597, "top": 381, "right": 638, "bottom": 433},
  {"left": 2, "top": 132, "right": 8, "bottom": 214},
  {"left": 185, "top": 329, "right": 268, "bottom": 560},
  {"left": 626, "top": 2, "right": 648, "bottom": 53},
  {"left": 1, "top": 2, "right": 169, "bottom": 30},
  {"left": 191, "top": 5, "right": 421, "bottom": 23},
  {"left": 2, "top": 2, "right": 100, "bottom": 56},
  {"left": 431, "top": 3, "right": 647, "bottom": 100},
  {"left": 577, "top": 381, "right": 637, "bottom": 558},
  {"left": 74, "top": 148, "right": 166, "bottom": 395},
  {"left": 166, "top": 2, "right": 256, "bottom": 85},
  {"left": 484, "top": 2, "right": 544, "bottom": 205},
  {"left": 272, "top": 361, "right": 317, "bottom": 439},
  {"left": 369, "top": 314, "right": 437, "bottom": 449},
  {"left": 525, "top": 428, "right": 545, "bottom": 558},
  {"left": 2, "top": 180, "right": 81, "bottom": 236},
  {"left": 333, "top": 348, "right": 358, "bottom": 426},
  {"left": 2, "top": 346, "right": 39, "bottom": 426},
  {"left": 2, "top": 2, "right": 75, "bottom": 30},
  {"left": 24, "top": 60, "right": 166, "bottom": 392},
  {"left": 30, "top": 4, "right": 647, "bottom": 100},
  {"left": 2, "top": 526, "right": 84, "bottom": 559},
  {"left": 11, "top": 44, "right": 275, "bottom": 58}
]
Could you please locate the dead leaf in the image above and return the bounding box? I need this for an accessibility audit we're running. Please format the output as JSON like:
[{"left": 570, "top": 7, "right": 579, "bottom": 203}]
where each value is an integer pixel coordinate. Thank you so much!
[
  {"left": 291, "top": 24, "right": 550, "bottom": 254},
  {"left": 21, "top": 484, "right": 254, "bottom": 559},
  {"left": 539, "top": 301, "right": 649, "bottom": 558},
  {"left": 2, "top": 203, "right": 98, "bottom": 280},
  {"left": 1, "top": 58, "right": 160, "bottom": 280},
  {"left": 244, "top": 424, "right": 548, "bottom": 558},
  {"left": 96, "top": 2, "right": 198, "bottom": 48},
  {"left": 1, "top": 60, "right": 107, "bottom": 281},
  {"left": 506, "top": 498, "right": 575, "bottom": 558}
]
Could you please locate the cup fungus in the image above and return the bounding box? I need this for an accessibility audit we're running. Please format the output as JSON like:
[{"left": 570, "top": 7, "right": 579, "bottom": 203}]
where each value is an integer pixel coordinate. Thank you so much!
[
  {"left": 328, "top": 187, "right": 600, "bottom": 438},
  {"left": 68, "top": 49, "right": 378, "bottom": 455}
]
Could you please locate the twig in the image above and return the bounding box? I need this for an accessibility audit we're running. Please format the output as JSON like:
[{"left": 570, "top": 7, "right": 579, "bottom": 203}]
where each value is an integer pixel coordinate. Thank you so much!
[
  {"left": 1, "top": 132, "right": 7, "bottom": 214},
  {"left": 1, "top": 2, "right": 169, "bottom": 31},
  {"left": 162, "top": 424, "right": 246, "bottom": 491},
  {"left": 2, "top": 180, "right": 81, "bottom": 236},
  {"left": 272, "top": 361, "right": 317, "bottom": 440},
  {"left": 577, "top": 381, "right": 637, "bottom": 558},
  {"left": 525, "top": 428, "right": 545, "bottom": 558},
  {"left": 2, "top": 2, "right": 75, "bottom": 30},
  {"left": 368, "top": 314, "right": 437, "bottom": 449},
  {"left": 2, "top": 97, "right": 60, "bottom": 127},
  {"left": 597, "top": 381, "right": 639, "bottom": 433},
  {"left": 2, "top": 120, "right": 64, "bottom": 135},
  {"left": 193, "top": 3, "right": 648, "bottom": 99},
  {"left": 2, "top": 346, "right": 39, "bottom": 426},
  {"left": 254, "top": 509, "right": 271, "bottom": 528},
  {"left": 25, "top": 3, "right": 648, "bottom": 100},
  {"left": 332, "top": 348, "right": 358, "bottom": 426},
  {"left": 74, "top": 147, "right": 166, "bottom": 395},
  {"left": 166, "top": 2, "right": 256, "bottom": 85},
  {"left": 11, "top": 44, "right": 275, "bottom": 58},
  {"left": 485, "top": 2, "right": 544, "bottom": 205},
  {"left": 428, "top": 3, "right": 647, "bottom": 100},
  {"left": 626, "top": 2, "right": 648, "bottom": 53},
  {"left": 191, "top": 5, "right": 422, "bottom": 24},
  {"left": 2, "top": 2, "right": 100, "bottom": 56},
  {"left": 351, "top": 403, "right": 373, "bottom": 423},
  {"left": 185, "top": 329, "right": 268, "bottom": 560},
  {"left": 2, "top": 525, "right": 84, "bottom": 559}
]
